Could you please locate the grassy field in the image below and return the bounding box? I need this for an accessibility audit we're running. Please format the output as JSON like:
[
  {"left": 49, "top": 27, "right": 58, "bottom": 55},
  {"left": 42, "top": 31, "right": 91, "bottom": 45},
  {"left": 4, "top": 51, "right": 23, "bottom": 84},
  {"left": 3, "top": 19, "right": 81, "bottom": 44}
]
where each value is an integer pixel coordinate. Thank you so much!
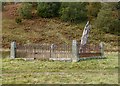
[{"left": 2, "top": 53, "right": 118, "bottom": 84}]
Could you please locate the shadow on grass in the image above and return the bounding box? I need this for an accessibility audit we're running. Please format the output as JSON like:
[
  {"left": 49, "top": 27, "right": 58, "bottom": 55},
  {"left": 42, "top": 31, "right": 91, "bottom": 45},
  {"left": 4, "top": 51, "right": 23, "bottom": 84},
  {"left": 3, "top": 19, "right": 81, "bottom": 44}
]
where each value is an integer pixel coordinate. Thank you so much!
[{"left": 78, "top": 57, "right": 107, "bottom": 62}]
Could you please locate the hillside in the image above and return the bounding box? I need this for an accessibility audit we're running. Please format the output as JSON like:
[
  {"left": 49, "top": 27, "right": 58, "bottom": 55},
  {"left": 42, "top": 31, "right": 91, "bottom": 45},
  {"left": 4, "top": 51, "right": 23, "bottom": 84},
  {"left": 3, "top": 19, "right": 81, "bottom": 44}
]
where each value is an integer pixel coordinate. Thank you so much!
[{"left": 2, "top": 4, "right": 119, "bottom": 48}]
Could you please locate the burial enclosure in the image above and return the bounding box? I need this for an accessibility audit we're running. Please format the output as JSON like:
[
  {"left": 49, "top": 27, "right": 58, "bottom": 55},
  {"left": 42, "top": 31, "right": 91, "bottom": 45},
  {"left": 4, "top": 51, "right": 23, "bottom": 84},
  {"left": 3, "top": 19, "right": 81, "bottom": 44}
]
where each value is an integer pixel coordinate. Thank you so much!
[{"left": 10, "top": 40, "right": 104, "bottom": 62}]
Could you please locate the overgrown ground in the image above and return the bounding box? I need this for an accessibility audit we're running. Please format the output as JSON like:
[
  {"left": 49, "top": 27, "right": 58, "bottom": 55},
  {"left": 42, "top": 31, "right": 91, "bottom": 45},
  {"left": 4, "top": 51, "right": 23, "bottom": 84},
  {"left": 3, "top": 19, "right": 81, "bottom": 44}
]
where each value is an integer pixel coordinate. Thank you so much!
[
  {"left": 2, "top": 53, "right": 118, "bottom": 84},
  {"left": 2, "top": 4, "right": 119, "bottom": 48}
]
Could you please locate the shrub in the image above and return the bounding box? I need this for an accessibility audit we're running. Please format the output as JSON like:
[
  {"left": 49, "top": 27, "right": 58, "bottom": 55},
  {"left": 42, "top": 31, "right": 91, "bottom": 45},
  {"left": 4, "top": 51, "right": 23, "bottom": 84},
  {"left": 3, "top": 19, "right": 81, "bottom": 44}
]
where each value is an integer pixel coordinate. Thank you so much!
[
  {"left": 2, "top": 2, "right": 6, "bottom": 11},
  {"left": 86, "top": 2, "right": 101, "bottom": 21},
  {"left": 37, "top": 2, "right": 61, "bottom": 18},
  {"left": 18, "top": 3, "right": 32, "bottom": 19},
  {"left": 15, "top": 17, "right": 22, "bottom": 24},
  {"left": 59, "top": 2, "right": 87, "bottom": 23},
  {"left": 95, "top": 3, "right": 120, "bottom": 35}
]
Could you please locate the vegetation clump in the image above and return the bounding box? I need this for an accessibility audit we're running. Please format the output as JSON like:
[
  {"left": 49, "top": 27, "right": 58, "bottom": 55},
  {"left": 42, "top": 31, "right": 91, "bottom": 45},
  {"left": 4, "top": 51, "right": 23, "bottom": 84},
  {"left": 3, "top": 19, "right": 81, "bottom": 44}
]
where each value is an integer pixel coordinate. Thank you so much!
[
  {"left": 95, "top": 3, "right": 120, "bottom": 35},
  {"left": 15, "top": 17, "right": 22, "bottom": 24},
  {"left": 18, "top": 3, "right": 32, "bottom": 19},
  {"left": 59, "top": 2, "right": 87, "bottom": 23},
  {"left": 37, "top": 2, "right": 61, "bottom": 18}
]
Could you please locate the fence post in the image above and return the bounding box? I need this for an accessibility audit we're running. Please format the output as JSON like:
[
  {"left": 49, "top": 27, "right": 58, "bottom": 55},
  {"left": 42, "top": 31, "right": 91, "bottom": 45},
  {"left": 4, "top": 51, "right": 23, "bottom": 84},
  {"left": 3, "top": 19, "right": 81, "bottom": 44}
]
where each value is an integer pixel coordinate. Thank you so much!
[
  {"left": 50, "top": 44, "right": 54, "bottom": 58},
  {"left": 100, "top": 42, "right": 104, "bottom": 58},
  {"left": 10, "top": 41, "right": 16, "bottom": 59},
  {"left": 72, "top": 40, "right": 79, "bottom": 62}
]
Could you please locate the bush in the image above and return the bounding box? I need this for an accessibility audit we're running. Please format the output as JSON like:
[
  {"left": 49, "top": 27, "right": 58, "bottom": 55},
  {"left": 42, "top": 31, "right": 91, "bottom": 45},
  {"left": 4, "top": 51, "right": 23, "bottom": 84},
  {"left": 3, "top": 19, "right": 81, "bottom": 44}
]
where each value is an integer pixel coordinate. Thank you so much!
[
  {"left": 18, "top": 3, "right": 32, "bottom": 19},
  {"left": 15, "top": 17, "right": 22, "bottom": 24},
  {"left": 2, "top": 2, "right": 6, "bottom": 11},
  {"left": 95, "top": 3, "right": 120, "bottom": 35},
  {"left": 86, "top": 2, "right": 101, "bottom": 21},
  {"left": 37, "top": 2, "right": 61, "bottom": 18},
  {"left": 59, "top": 2, "right": 87, "bottom": 23}
]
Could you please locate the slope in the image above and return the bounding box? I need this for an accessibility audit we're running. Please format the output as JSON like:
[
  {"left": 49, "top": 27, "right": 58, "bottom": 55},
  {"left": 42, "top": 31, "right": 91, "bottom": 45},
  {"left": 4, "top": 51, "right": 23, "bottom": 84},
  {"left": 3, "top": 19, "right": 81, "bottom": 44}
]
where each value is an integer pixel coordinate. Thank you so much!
[{"left": 2, "top": 4, "right": 119, "bottom": 48}]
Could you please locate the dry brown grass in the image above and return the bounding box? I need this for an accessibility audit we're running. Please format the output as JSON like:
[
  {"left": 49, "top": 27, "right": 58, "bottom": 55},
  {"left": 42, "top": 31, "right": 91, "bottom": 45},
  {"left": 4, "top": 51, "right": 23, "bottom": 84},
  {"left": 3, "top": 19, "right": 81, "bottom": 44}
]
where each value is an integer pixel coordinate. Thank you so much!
[{"left": 2, "top": 3, "right": 119, "bottom": 48}]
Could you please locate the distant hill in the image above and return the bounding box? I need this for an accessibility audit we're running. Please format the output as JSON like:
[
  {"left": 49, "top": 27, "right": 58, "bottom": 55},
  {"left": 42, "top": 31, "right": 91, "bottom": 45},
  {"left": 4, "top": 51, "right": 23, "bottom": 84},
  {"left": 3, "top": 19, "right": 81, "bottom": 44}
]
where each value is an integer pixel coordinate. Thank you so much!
[{"left": 2, "top": 4, "right": 119, "bottom": 48}]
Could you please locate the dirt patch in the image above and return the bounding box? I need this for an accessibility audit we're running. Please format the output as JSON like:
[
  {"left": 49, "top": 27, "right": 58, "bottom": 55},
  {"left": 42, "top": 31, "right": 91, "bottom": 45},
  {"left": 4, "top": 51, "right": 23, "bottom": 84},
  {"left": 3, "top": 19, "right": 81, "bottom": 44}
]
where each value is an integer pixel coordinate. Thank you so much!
[{"left": 2, "top": 3, "right": 21, "bottom": 19}]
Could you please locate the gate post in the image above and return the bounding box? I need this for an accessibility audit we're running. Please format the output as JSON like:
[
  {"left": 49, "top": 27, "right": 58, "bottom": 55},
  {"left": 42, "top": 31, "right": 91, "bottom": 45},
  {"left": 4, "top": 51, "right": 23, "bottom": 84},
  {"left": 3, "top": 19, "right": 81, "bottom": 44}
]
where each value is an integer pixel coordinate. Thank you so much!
[
  {"left": 10, "top": 41, "right": 16, "bottom": 59},
  {"left": 100, "top": 42, "right": 104, "bottom": 58},
  {"left": 72, "top": 40, "right": 79, "bottom": 62}
]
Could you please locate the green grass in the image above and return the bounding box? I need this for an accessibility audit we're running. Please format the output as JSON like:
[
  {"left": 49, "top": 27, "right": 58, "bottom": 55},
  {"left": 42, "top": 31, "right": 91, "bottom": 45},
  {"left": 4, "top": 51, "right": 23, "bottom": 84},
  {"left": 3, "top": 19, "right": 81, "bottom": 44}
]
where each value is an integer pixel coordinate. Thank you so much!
[
  {"left": 2, "top": 51, "right": 10, "bottom": 58},
  {"left": 2, "top": 53, "right": 118, "bottom": 84}
]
